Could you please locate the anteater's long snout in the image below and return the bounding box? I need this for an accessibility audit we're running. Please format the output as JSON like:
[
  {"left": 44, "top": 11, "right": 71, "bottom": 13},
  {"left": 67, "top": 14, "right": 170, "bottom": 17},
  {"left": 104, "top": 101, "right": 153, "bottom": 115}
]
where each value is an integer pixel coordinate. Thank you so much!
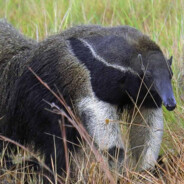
[
  {"left": 154, "top": 79, "right": 176, "bottom": 111},
  {"left": 163, "top": 95, "right": 176, "bottom": 111}
]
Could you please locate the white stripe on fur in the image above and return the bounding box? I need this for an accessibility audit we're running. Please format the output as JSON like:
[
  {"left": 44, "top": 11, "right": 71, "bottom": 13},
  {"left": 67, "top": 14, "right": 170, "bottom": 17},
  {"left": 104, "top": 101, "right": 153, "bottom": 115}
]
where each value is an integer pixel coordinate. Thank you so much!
[{"left": 79, "top": 38, "right": 137, "bottom": 75}]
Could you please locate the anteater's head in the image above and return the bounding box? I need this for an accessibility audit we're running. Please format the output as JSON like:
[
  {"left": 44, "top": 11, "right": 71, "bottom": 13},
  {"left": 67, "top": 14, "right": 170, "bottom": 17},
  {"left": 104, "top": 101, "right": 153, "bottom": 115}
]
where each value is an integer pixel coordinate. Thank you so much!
[
  {"left": 68, "top": 28, "right": 176, "bottom": 110},
  {"left": 140, "top": 52, "right": 176, "bottom": 111},
  {"left": 123, "top": 36, "right": 176, "bottom": 111}
]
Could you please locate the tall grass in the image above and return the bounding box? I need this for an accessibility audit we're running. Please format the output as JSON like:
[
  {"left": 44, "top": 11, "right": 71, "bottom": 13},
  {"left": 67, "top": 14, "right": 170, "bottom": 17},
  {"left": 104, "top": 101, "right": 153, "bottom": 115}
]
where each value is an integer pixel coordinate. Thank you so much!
[{"left": 0, "top": 0, "right": 184, "bottom": 183}]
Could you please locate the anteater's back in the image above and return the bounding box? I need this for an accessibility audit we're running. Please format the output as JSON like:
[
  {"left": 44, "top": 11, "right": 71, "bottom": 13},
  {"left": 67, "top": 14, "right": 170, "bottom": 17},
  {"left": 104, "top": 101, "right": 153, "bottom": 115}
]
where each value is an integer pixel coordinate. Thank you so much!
[
  {"left": 0, "top": 19, "right": 37, "bottom": 116},
  {"left": 0, "top": 19, "right": 36, "bottom": 65}
]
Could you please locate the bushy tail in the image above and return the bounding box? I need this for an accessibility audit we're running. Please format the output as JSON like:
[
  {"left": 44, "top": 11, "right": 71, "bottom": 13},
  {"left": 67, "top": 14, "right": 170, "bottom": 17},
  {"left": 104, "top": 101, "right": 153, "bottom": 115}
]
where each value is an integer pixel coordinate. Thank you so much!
[{"left": 0, "top": 19, "right": 37, "bottom": 64}]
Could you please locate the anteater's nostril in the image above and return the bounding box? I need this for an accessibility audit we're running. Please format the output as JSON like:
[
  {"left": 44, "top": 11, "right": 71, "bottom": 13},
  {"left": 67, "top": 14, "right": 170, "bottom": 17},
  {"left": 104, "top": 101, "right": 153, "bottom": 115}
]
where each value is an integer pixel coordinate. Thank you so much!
[
  {"left": 166, "top": 104, "right": 176, "bottom": 111},
  {"left": 164, "top": 97, "right": 176, "bottom": 111}
]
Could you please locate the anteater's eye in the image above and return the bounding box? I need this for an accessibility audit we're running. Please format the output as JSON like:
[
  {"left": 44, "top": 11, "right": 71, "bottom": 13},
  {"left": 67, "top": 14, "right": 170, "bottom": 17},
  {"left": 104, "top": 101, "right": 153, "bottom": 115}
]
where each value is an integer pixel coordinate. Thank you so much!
[
  {"left": 143, "top": 71, "right": 152, "bottom": 79},
  {"left": 147, "top": 71, "right": 151, "bottom": 76},
  {"left": 140, "top": 71, "right": 152, "bottom": 80}
]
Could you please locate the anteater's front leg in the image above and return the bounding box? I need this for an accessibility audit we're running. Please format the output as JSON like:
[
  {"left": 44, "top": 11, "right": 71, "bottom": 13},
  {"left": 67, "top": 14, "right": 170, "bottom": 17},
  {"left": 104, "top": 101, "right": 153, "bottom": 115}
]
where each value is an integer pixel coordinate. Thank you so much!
[
  {"left": 128, "top": 107, "right": 163, "bottom": 170},
  {"left": 77, "top": 96, "right": 124, "bottom": 170}
]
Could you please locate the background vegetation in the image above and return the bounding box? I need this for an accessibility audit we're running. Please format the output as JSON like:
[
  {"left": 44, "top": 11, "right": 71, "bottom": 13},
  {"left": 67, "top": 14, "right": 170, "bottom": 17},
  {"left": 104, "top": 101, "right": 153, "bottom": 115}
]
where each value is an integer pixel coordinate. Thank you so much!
[{"left": 0, "top": 0, "right": 184, "bottom": 183}]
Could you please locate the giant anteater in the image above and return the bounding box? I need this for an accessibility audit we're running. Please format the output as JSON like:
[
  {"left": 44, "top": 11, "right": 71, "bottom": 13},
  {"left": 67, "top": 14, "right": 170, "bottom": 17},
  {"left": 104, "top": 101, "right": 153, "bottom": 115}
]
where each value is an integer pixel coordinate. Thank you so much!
[{"left": 0, "top": 19, "right": 176, "bottom": 179}]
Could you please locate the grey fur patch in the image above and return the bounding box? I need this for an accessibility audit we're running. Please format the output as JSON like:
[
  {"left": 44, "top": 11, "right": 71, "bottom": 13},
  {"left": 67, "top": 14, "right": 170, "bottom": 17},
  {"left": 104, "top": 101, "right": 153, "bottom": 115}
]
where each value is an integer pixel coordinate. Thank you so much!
[
  {"left": 77, "top": 96, "right": 124, "bottom": 150},
  {"left": 129, "top": 107, "right": 163, "bottom": 170}
]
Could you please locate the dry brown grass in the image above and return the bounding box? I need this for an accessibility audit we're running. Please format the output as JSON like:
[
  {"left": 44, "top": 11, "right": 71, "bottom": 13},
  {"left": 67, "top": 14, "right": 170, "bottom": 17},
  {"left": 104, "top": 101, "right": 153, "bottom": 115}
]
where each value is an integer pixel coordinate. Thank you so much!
[
  {"left": 0, "top": 73, "right": 184, "bottom": 183},
  {"left": 1, "top": 113, "right": 184, "bottom": 184}
]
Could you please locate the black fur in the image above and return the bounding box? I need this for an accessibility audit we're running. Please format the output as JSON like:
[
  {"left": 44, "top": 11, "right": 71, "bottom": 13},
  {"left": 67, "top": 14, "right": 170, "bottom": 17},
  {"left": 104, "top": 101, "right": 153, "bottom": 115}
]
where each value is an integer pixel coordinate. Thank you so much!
[
  {"left": 108, "top": 147, "right": 124, "bottom": 166},
  {"left": 2, "top": 43, "right": 80, "bottom": 176},
  {"left": 69, "top": 38, "right": 162, "bottom": 108}
]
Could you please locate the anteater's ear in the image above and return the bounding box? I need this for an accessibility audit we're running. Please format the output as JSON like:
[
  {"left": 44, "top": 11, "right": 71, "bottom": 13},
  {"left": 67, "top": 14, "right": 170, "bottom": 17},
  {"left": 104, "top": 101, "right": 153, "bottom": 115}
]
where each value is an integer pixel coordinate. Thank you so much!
[
  {"left": 168, "top": 56, "right": 173, "bottom": 66},
  {"left": 138, "top": 54, "right": 145, "bottom": 72}
]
